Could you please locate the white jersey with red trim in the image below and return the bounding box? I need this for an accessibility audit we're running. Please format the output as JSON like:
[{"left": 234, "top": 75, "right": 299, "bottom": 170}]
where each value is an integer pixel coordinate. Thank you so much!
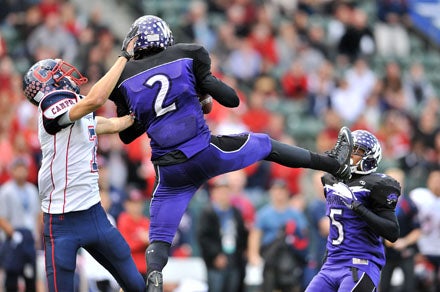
[{"left": 38, "top": 90, "right": 100, "bottom": 214}]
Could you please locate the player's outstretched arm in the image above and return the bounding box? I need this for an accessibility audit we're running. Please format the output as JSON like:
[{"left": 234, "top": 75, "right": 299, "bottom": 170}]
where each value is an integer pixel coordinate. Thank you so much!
[
  {"left": 69, "top": 30, "right": 137, "bottom": 122},
  {"left": 95, "top": 114, "right": 135, "bottom": 135},
  {"left": 68, "top": 57, "right": 128, "bottom": 122}
]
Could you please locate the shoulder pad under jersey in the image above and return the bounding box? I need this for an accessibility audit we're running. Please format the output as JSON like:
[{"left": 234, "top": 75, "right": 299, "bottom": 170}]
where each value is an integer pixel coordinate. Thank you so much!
[
  {"left": 172, "top": 43, "right": 210, "bottom": 65},
  {"left": 41, "top": 90, "right": 78, "bottom": 120},
  {"left": 40, "top": 90, "right": 78, "bottom": 135},
  {"left": 357, "top": 173, "right": 401, "bottom": 191},
  {"left": 353, "top": 173, "right": 401, "bottom": 209}
]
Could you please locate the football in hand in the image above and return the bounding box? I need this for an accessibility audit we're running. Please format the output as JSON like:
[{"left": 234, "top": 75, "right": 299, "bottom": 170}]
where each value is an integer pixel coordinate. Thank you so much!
[{"left": 198, "top": 93, "right": 213, "bottom": 114}]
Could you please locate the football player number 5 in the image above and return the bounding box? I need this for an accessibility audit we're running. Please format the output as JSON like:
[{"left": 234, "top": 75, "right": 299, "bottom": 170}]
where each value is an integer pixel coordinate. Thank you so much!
[
  {"left": 329, "top": 208, "right": 344, "bottom": 245},
  {"left": 145, "top": 74, "right": 176, "bottom": 117}
]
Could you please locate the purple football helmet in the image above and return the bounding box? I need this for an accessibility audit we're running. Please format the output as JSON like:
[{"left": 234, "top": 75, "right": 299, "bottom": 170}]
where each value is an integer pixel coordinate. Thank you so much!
[
  {"left": 350, "top": 130, "right": 382, "bottom": 174},
  {"left": 23, "top": 59, "right": 88, "bottom": 106},
  {"left": 131, "top": 15, "right": 174, "bottom": 56}
]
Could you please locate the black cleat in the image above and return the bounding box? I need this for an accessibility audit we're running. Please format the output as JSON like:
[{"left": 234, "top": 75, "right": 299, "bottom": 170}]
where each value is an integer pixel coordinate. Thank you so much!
[
  {"left": 326, "top": 126, "right": 353, "bottom": 180},
  {"left": 146, "top": 271, "right": 163, "bottom": 292}
]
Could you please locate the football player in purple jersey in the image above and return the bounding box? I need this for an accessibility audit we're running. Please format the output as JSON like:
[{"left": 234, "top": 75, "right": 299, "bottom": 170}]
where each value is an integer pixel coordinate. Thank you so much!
[
  {"left": 305, "top": 130, "right": 401, "bottom": 292},
  {"left": 109, "top": 15, "right": 355, "bottom": 292},
  {"left": 22, "top": 35, "right": 147, "bottom": 291}
]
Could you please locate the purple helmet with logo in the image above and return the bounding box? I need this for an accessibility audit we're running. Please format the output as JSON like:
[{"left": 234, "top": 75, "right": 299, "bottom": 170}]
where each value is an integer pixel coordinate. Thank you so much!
[
  {"left": 23, "top": 59, "right": 87, "bottom": 106},
  {"left": 350, "top": 130, "right": 382, "bottom": 174},
  {"left": 130, "top": 15, "right": 174, "bottom": 56}
]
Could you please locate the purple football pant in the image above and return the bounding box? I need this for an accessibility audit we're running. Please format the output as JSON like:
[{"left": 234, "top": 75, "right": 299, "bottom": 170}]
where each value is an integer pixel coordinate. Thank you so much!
[
  {"left": 149, "top": 133, "right": 272, "bottom": 244},
  {"left": 305, "top": 260, "right": 379, "bottom": 292}
]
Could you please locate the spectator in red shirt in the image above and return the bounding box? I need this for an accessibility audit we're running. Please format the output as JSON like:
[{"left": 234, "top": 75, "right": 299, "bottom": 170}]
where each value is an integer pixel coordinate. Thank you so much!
[
  {"left": 241, "top": 90, "right": 271, "bottom": 133},
  {"left": 281, "top": 59, "right": 309, "bottom": 100},
  {"left": 248, "top": 22, "right": 279, "bottom": 72}
]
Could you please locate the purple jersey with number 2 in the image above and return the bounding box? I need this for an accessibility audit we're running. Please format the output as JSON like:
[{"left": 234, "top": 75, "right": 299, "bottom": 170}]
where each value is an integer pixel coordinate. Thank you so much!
[{"left": 110, "top": 43, "right": 273, "bottom": 244}]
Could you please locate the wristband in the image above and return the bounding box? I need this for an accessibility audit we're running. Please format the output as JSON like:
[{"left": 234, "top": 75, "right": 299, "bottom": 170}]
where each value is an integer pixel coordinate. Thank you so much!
[{"left": 119, "top": 51, "right": 132, "bottom": 61}]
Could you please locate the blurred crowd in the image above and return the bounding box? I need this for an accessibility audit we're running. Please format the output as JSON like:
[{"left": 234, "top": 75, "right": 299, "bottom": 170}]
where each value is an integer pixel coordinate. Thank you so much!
[{"left": 0, "top": 0, "right": 440, "bottom": 291}]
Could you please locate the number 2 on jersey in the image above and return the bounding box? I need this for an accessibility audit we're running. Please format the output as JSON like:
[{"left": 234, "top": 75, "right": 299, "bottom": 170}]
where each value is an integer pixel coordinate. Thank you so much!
[{"left": 145, "top": 74, "right": 176, "bottom": 117}]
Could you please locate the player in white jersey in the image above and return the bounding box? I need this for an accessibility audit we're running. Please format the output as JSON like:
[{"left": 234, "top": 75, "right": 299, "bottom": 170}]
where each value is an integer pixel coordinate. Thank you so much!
[
  {"left": 22, "top": 32, "right": 146, "bottom": 292},
  {"left": 409, "top": 170, "right": 440, "bottom": 291}
]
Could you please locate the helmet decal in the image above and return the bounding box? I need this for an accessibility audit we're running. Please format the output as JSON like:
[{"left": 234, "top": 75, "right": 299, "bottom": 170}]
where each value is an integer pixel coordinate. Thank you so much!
[{"left": 32, "top": 65, "right": 53, "bottom": 83}]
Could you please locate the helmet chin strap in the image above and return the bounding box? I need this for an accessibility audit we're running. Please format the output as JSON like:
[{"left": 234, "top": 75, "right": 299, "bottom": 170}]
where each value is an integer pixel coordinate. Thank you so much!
[{"left": 350, "top": 158, "right": 363, "bottom": 175}]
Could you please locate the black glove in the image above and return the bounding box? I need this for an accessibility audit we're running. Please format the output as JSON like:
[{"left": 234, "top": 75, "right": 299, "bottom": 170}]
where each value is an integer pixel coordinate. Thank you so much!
[
  {"left": 120, "top": 25, "right": 139, "bottom": 60},
  {"left": 321, "top": 173, "right": 339, "bottom": 186}
]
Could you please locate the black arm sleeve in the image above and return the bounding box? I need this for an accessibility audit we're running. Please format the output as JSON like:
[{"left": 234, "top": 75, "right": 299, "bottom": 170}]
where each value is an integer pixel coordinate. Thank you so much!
[
  {"left": 353, "top": 205, "right": 400, "bottom": 242},
  {"left": 110, "top": 89, "right": 145, "bottom": 144},
  {"left": 198, "top": 75, "right": 239, "bottom": 107},
  {"left": 192, "top": 45, "right": 239, "bottom": 108},
  {"left": 119, "top": 120, "right": 145, "bottom": 144},
  {"left": 353, "top": 174, "right": 401, "bottom": 242}
]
